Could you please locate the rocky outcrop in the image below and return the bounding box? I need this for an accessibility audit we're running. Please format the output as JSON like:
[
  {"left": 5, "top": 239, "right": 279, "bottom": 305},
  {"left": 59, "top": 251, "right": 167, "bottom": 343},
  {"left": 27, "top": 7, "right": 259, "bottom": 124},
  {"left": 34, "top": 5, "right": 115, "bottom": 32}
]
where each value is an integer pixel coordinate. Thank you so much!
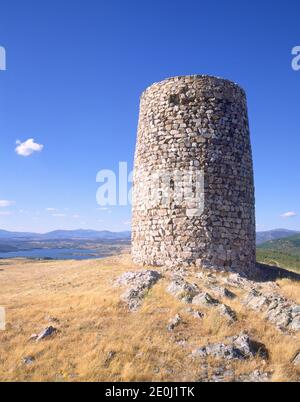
[
  {"left": 217, "top": 304, "right": 237, "bottom": 323},
  {"left": 236, "top": 370, "right": 270, "bottom": 383},
  {"left": 192, "top": 333, "right": 268, "bottom": 361},
  {"left": 166, "top": 275, "right": 199, "bottom": 303},
  {"left": 116, "top": 270, "right": 162, "bottom": 311},
  {"left": 116, "top": 270, "right": 161, "bottom": 288},
  {"left": 192, "top": 292, "right": 219, "bottom": 307},
  {"left": 244, "top": 289, "right": 300, "bottom": 332},
  {"left": 167, "top": 276, "right": 238, "bottom": 323},
  {"left": 222, "top": 273, "right": 256, "bottom": 290},
  {"left": 198, "top": 366, "right": 270, "bottom": 383},
  {"left": 208, "top": 285, "right": 236, "bottom": 300}
]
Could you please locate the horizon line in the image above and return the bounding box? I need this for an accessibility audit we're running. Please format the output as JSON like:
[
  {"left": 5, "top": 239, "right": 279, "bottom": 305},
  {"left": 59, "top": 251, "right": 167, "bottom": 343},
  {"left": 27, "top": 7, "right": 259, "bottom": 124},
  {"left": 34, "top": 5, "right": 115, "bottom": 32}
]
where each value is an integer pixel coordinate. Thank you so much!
[{"left": 0, "top": 227, "right": 299, "bottom": 235}]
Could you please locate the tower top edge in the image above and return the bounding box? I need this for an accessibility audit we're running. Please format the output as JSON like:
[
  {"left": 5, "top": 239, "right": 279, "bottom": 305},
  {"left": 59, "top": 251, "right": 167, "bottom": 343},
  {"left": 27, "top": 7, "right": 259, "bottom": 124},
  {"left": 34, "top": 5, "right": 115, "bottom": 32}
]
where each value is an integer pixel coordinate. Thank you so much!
[{"left": 141, "top": 75, "right": 246, "bottom": 99}]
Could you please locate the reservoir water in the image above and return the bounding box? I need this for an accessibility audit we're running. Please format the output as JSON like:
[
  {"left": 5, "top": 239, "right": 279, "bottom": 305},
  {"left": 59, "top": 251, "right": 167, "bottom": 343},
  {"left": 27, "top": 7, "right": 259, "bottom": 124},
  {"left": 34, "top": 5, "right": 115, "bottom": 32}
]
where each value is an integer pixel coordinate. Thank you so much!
[{"left": 0, "top": 248, "right": 105, "bottom": 260}]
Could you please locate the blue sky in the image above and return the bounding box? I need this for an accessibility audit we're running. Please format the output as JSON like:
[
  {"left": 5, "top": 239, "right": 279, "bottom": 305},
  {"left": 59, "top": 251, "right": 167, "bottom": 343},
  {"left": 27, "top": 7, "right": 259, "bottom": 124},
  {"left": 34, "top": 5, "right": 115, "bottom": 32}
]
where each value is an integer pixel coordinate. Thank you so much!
[{"left": 0, "top": 0, "right": 299, "bottom": 232}]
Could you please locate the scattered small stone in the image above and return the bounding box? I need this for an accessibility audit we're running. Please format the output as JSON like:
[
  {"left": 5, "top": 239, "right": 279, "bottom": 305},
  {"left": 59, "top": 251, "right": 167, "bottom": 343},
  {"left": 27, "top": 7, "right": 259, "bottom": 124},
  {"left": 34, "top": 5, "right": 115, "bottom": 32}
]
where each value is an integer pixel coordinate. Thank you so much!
[
  {"left": 35, "top": 326, "right": 57, "bottom": 342},
  {"left": 175, "top": 338, "right": 188, "bottom": 348},
  {"left": 192, "top": 310, "right": 205, "bottom": 320},
  {"left": 104, "top": 351, "right": 117, "bottom": 367},
  {"left": 185, "top": 307, "right": 205, "bottom": 320},
  {"left": 292, "top": 351, "right": 300, "bottom": 366},
  {"left": 167, "top": 314, "right": 181, "bottom": 331},
  {"left": 22, "top": 356, "right": 35, "bottom": 366}
]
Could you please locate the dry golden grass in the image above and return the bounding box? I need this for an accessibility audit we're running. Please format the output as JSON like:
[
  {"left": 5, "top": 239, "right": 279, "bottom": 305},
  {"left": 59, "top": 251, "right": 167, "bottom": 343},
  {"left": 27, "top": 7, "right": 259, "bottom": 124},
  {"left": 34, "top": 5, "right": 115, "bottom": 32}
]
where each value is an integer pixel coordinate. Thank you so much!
[
  {"left": 0, "top": 255, "right": 299, "bottom": 382},
  {"left": 277, "top": 278, "right": 300, "bottom": 305}
]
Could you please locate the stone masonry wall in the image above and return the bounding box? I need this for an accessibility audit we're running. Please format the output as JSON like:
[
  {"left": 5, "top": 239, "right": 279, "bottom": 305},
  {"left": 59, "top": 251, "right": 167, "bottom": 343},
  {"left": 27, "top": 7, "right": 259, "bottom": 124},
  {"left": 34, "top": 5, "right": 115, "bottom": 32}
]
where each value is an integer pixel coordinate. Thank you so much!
[{"left": 132, "top": 75, "right": 256, "bottom": 275}]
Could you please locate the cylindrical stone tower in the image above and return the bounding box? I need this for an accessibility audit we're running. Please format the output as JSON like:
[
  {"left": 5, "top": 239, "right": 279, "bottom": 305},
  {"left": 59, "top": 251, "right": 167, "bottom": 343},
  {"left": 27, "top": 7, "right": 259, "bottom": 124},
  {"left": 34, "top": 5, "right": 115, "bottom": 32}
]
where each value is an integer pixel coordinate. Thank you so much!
[{"left": 132, "top": 75, "right": 256, "bottom": 275}]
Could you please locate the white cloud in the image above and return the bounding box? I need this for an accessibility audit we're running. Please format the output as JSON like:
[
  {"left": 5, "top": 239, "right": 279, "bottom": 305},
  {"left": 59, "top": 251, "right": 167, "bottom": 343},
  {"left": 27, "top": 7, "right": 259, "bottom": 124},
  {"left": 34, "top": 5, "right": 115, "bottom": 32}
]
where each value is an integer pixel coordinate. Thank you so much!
[
  {"left": 15, "top": 138, "right": 44, "bottom": 157},
  {"left": 0, "top": 211, "right": 12, "bottom": 216},
  {"left": 46, "top": 208, "right": 57, "bottom": 212},
  {"left": 0, "top": 200, "right": 15, "bottom": 208},
  {"left": 123, "top": 220, "right": 131, "bottom": 226},
  {"left": 72, "top": 214, "right": 80, "bottom": 219},
  {"left": 280, "top": 211, "right": 297, "bottom": 218},
  {"left": 52, "top": 213, "right": 66, "bottom": 217}
]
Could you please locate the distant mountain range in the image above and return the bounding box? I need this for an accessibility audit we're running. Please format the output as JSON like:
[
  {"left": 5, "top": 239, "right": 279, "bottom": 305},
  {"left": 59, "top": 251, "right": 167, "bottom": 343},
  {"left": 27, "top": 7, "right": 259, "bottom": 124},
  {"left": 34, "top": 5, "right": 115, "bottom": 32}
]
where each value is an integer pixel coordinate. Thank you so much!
[
  {"left": 258, "top": 234, "right": 300, "bottom": 253},
  {"left": 0, "top": 228, "right": 299, "bottom": 244},
  {"left": 0, "top": 229, "right": 131, "bottom": 241},
  {"left": 256, "top": 229, "right": 300, "bottom": 245}
]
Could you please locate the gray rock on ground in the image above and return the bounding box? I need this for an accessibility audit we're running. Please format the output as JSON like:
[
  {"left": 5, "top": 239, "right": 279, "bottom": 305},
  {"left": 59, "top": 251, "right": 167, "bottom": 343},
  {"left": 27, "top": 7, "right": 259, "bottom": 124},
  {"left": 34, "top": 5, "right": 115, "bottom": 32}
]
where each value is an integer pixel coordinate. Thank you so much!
[
  {"left": 192, "top": 292, "right": 219, "bottom": 307},
  {"left": 116, "top": 270, "right": 161, "bottom": 288},
  {"left": 185, "top": 307, "right": 205, "bottom": 320},
  {"left": 22, "top": 356, "right": 35, "bottom": 366},
  {"left": 223, "top": 273, "right": 255, "bottom": 290},
  {"left": 292, "top": 351, "right": 300, "bottom": 366},
  {"left": 244, "top": 289, "right": 300, "bottom": 332},
  {"left": 192, "top": 333, "right": 268, "bottom": 361},
  {"left": 104, "top": 351, "right": 117, "bottom": 367},
  {"left": 224, "top": 273, "right": 278, "bottom": 293},
  {"left": 235, "top": 370, "right": 271, "bottom": 383},
  {"left": 198, "top": 365, "right": 270, "bottom": 383},
  {"left": 30, "top": 326, "right": 57, "bottom": 342},
  {"left": 209, "top": 285, "right": 236, "bottom": 300},
  {"left": 166, "top": 275, "right": 199, "bottom": 303},
  {"left": 116, "top": 270, "right": 162, "bottom": 311},
  {"left": 167, "top": 314, "right": 182, "bottom": 331},
  {"left": 217, "top": 304, "right": 237, "bottom": 323},
  {"left": 167, "top": 279, "right": 238, "bottom": 324}
]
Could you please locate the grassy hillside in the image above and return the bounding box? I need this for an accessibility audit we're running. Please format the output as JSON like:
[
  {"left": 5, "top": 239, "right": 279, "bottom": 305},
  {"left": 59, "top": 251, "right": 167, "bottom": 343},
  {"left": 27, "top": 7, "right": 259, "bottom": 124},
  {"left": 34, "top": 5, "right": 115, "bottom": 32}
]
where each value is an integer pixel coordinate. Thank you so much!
[
  {"left": 0, "top": 255, "right": 299, "bottom": 382},
  {"left": 257, "top": 234, "right": 300, "bottom": 272}
]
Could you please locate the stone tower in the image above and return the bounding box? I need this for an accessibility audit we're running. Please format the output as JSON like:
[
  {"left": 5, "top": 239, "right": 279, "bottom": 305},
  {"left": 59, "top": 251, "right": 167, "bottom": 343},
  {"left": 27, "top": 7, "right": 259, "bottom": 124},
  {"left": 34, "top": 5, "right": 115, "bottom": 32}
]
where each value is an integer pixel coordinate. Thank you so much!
[{"left": 132, "top": 75, "right": 256, "bottom": 275}]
